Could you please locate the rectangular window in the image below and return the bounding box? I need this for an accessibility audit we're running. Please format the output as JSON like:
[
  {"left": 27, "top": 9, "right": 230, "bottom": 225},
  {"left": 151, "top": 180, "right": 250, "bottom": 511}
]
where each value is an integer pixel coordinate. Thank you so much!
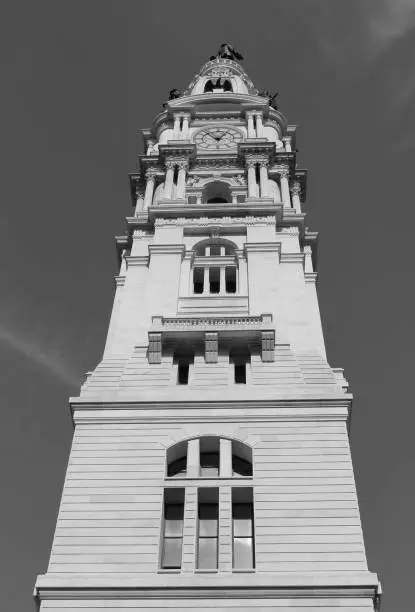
[
  {"left": 232, "top": 488, "right": 254, "bottom": 570},
  {"left": 209, "top": 267, "right": 220, "bottom": 293},
  {"left": 197, "top": 488, "right": 219, "bottom": 570},
  {"left": 161, "top": 489, "right": 184, "bottom": 569},
  {"left": 193, "top": 267, "right": 204, "bottom": 294},
  {"left": 225, "top": 267, "right": 237, "bottom": 293}
]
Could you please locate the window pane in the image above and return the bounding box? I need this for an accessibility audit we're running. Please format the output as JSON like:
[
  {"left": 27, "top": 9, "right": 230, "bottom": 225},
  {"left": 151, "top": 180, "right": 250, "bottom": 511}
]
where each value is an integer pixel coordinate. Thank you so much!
[
  {"left": 233, "top": 503, "right": 253, "bottom": 536},
  {"left": 225, "top": 267, "right": 236, "bottom": 293},
  {"left": 162, "top": 538, "right": 182, "bottom": 568},
  {"left": 193, "top": 267, "right": 204, "bottom": 294},
  {"left": 167, "top": 456, "right": 187, "bottom": 477},
  {"left": 198, "top": 538, "right": 218, "bottom": 569},
  {"left": 233, "top": 537, "right": 253, "bottom": 569},
  {"left": 209, "top": 267, "right": 220, "bottom": 293},
  {"left": 232, "top": 456, "right": 252, "bottom": 477},
  {"left": 164, "top": 504, "right": 183, "bottom": 536},
  {"left": 200, "top": 452, "right": 219, "bottom": 477},
  {"left": 199, "top": 503, "right": 218, "bottom": 536}
]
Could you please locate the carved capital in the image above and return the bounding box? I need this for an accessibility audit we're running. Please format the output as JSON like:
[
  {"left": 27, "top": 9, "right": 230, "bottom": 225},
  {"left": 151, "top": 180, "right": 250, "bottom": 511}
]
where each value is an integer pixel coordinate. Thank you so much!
[
  {"left": 177, "top": 160, "right": 189, "bottom": 171},
  {"left": 145, "top": 167, "right": 158, "bottom": 181},
  {"left": 165, "top": 159, "right": 176, "bottom": 170},
  {"left": 277, "top": 166, "right": 289, "bottom": 179},
  {"left": 259, "top": 159, "right": 269, "bottom": 168},
  {"left": 246, "top": 158, "right": 257, "bottom": 169}
]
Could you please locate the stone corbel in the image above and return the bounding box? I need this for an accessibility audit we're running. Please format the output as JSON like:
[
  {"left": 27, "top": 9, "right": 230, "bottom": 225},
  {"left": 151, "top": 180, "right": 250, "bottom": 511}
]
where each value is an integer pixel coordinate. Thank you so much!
[
  {"left": 261, "top": 330, "right": 275, "bottom": 362},
  {"left": 148, "top": 333, "right": 162, "bottom": 364}
]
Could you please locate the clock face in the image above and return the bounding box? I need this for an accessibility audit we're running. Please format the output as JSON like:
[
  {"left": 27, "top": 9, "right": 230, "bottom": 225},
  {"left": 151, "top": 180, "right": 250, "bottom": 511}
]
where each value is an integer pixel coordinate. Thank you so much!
[{"left": 195, "top": 127, "right": 243, "bottom": 150}]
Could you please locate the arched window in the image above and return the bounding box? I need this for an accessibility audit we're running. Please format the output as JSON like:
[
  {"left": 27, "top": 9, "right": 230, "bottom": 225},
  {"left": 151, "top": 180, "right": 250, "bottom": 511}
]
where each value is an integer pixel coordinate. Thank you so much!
[
  {"left": 204, "top": 78, "right": 233, "bottom": 93},
  {"left": 191, "top": 238, "right": 238, "bottom": 296},
  {"left": 161, "top": 436, "right": 254, "bottom": 571}
]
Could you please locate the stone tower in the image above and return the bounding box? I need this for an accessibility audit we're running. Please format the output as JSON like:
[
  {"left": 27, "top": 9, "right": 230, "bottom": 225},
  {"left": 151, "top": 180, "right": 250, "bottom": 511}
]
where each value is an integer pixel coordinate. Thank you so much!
[{"left": 35, "top": 46, "right": 381, "bottom": 611}]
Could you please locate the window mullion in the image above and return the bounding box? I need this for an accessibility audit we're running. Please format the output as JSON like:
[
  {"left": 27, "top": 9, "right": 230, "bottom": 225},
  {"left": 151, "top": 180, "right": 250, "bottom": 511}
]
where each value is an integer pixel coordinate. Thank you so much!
[{"left": 187, "top": 438, "right": 200, "bottom": 478}]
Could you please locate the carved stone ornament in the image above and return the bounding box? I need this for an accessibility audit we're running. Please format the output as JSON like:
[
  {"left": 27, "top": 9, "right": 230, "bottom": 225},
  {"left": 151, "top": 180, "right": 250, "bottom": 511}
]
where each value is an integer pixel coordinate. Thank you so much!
[
  {"left": 276, "top": 166, "right": 290, "bottom": 178},
  {"left": 165, "top": 159, "right": 176, "bottom": 170},
  {"left": 145, "top": 167, "right": 158, "bottom": 180},
  {"left": 280, "top": 226, "right": 299, "bottom": 235},
  {"left": 290, "top": 181, "right": 301, "bottom": 195},
  {"left": 206, "top": 67, "right": 232, "bottom": 79},
  {"left": 187, "top": 175, "right": 201, "bottom": 186},
  {"left": 133, "top": 229, "right": 149, "bottom": 238},
  {"left": 177, "top": 159, "right": 189, "bottom": 170},
  {"left": 245, "top": 158, "right": 257, "bottom": 169},
  {"left": 155, "top": 216, "right": 275, "bottom": 227}
]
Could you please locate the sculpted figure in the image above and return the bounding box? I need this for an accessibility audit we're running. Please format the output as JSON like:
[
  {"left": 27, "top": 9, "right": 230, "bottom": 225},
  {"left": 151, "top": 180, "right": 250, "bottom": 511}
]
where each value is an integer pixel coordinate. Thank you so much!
[{"left": 210, "top": 43, "right": 243, "bottom": 61}]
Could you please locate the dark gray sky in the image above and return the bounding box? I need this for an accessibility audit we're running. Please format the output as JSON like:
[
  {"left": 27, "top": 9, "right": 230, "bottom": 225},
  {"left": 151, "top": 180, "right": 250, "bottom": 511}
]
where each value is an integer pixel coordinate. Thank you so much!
[{"left": 1, "top": 1, "right": 414, "bottom": 610}]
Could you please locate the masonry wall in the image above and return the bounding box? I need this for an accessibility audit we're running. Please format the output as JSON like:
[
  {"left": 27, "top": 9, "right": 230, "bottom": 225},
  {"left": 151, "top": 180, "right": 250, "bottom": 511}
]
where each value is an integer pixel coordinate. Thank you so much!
[{"left": 48, "top": 419, "right": 366, "bottom": 575}]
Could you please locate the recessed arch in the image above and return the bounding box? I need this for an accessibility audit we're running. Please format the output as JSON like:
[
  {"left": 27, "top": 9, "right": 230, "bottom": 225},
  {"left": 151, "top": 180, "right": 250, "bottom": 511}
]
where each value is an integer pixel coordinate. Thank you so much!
[{"left": 202, "top": 180, "right": 232, "bottom": 204}]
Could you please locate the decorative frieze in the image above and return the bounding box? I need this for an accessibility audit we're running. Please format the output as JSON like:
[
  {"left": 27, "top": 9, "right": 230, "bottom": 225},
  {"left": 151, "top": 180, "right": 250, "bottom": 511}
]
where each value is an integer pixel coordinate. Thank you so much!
[{"left": 154, "top": 216, "right": 275, "bottom": 227}]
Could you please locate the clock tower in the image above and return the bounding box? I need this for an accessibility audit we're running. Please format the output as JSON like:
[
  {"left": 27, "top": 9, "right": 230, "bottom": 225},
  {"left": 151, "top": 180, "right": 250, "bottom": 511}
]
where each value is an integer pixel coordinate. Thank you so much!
[{"left": 35, "top": 45, "right": 381, "bottom": 611}]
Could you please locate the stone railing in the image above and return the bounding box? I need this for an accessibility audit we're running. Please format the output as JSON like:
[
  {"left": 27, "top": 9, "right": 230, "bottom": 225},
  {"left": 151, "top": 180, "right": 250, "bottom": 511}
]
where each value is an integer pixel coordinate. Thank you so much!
[{"left": 151, "top": 313, "right": 272, "bottom": 331}]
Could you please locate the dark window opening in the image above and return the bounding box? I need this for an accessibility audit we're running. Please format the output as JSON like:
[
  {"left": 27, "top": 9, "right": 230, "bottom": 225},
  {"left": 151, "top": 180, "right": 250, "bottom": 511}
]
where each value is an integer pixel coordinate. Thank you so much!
[
  {"left": 225, "top": 267, "right": 237, "bottom": 293},
  {"left": 234, "top": 363, "right": 246, "bottom": 384},
  {"left": 232, "top": 455, "right": 252, "bottom": 477},
  {"left": 207, "top": 197, "right": 228, "bottom": 204},
  {"left": 200, "top": 436, "right": 220, "bottom": 477},
  {"left": 167, "top": 456, "right": 187, "bottom": 477},
  {"left": 200, "top": 452, "right": 220, "bottom": 477},
  {"left": 193, "top": 267, "right": 204, "bottom": 294},
  {"left": 209, "top": 267, "right": 220, "bottom": 294},
  {"left": 177, "top": 362, "right": 189, "bottom": 385}
]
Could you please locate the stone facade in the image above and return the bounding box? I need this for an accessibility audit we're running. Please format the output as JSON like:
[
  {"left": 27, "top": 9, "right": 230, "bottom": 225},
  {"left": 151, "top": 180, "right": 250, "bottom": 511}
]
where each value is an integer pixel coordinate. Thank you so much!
[{"left": 34, "top": 53, "right": 381, "bottom": 611}]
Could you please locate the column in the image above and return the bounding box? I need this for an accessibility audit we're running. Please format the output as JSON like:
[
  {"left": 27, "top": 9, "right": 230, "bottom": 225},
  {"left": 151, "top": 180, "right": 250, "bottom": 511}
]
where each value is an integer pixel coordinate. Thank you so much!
[
  {"left": 134, "top": 189, "right": 145, "bottom": 215},
  {"left": 176, "top": 160, "right": 188, "bottom": 199},
  {"left": 173, "top": 115, "right": 181, "bottom": 140},
  {"left": 181, "top": 115, "right": 190, "bottom": 139},
  {"left": 163, "top": 160, "right": 175, "bottom": 199},
  {"left": 187, "top": 438, "right": 200, "bottom": 478},
  {"left": 259, "top": 160, "right": 269, "bottom": 198},
  {"left": 220, "top": 266, "right": 226, "bottom": 294},
  {"left": 246, "top": 112, "right": 255, "bottom": 138},
  {"left": 304, "top": 245, "right": 313, "bottom": 273},
  {"left": 256, "top": 112, "right": 263, "bottom": 138},
  {"left": 291, "top": 181, "right": 302, "bottom": 213},
  {"left": 279, "top": 167, "right": 291, "bottom": 208},
  {"left": 203, "top": 266, "right": 209, "bottom": 294},
  {"left": 220, "top": 438, "right": 232, "bottom": 478},
  {"left": 283, "top": 137, "right": 292, "bottom": 152},
  {"left": 246, "top": 159, "right": 257, "bottom": 198},
  {"left": 143, "top": 168, "right": 156, "bottom": 209}
]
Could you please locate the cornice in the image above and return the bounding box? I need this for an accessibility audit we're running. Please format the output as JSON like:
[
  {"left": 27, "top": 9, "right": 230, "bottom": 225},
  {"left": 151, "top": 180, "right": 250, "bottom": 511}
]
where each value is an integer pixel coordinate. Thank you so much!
[
  {"left": 305, "top": 272, "right": 318, "bottom": 284},
  {"left": 148, "top": 244, "right": 185, "bottom": 257},
  {"left": 125, "top": 255, "right": 149, "bottom": 268},
  {"left": 114, "top": 275, "right": 125, "bottom": 287},
  {"left": 148, "top": 201, "right": 282, "bottom": 221},
  {"left": 244, "top": 242, "right": 281, "bottom": 255},
  {"left": 35, "top": 583, "right": 380, "bottom": 603},
  {"left": 280, "top": 252, "right": 304, "bottom": 264}
]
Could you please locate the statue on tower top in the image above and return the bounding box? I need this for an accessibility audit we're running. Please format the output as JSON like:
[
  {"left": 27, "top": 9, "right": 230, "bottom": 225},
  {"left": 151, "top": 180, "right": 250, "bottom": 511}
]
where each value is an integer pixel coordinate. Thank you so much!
[{"left": 210, "top": 43, "right": 243, "bottom": 62}]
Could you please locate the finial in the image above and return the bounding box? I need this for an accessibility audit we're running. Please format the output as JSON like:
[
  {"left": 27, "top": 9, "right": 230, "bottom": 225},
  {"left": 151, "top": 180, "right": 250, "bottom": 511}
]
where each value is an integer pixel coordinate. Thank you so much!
[
  {"left": 259, "top": 89, "right": 279, "bottom": 110},
  {"left": 210, "top": 43, "right": 243, "bottom": 62}
]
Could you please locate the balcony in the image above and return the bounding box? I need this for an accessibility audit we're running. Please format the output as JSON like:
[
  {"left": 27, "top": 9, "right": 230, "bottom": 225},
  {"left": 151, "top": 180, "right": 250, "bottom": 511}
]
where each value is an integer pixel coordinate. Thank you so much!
[{"left": 148, "top": 314, "right": 275, "bottom": 364}]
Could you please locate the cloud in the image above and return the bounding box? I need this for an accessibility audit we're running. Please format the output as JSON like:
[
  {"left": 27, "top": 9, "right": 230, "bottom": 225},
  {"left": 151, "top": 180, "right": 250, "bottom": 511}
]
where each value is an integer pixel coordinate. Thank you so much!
[{"left": 0, "top": 325, "right": 79, "bottom": 387}]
